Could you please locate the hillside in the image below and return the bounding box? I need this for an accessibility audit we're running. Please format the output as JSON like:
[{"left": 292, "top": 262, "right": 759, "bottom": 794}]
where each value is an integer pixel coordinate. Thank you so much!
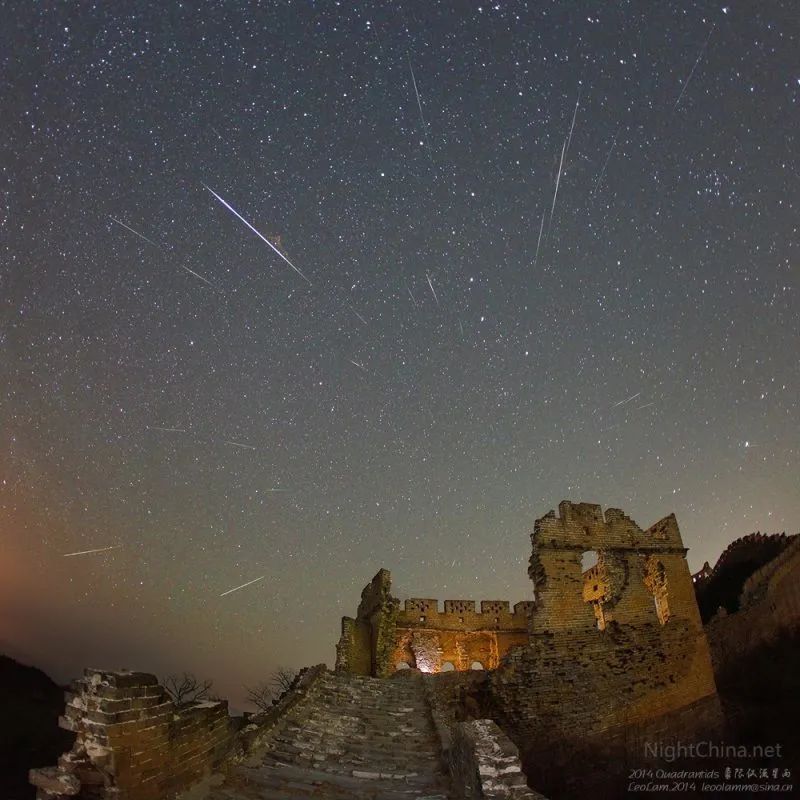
[{"left": 0, "top": 655, "right": 74, "bottom": 800}]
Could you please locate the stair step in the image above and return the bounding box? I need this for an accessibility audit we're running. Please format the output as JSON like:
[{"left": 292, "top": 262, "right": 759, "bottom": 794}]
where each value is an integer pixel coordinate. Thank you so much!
[{"left": 209, "top": 670, "right": 454, "bottom": 799}]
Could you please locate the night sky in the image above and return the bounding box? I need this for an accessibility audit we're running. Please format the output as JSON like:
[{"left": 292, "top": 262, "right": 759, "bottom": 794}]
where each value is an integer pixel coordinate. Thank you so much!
[{"left": 1, "top": 2, "right": 798, "bottom": 710}]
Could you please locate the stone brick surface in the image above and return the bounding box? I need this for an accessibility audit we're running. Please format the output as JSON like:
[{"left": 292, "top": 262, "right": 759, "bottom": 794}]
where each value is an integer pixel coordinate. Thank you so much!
[
  {"left": 706, "top": 533, "right": 800, "bottom": 668},
  {"left": 31, "top": 670, "right": 234, "bottom": 799},
  {"left": 336, "top": 573, "right": 531, "bottom": 676},
  {"left": 32, "top": 500, "right": 725, "bottom": 800},
  {"left": 209, "top": 668, "right": 454, "bottom": 799},
  {"left": 489, "top": 502, "right": 722, "bottom": 794},
  {"left": 451, "top": 720, "right": 545, "bottom": 799}
]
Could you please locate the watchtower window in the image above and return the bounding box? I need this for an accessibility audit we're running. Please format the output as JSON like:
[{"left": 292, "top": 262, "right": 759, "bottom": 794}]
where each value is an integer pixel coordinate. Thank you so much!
[
  {"left": 582, "top": 551, "right": 605, "bottom": 630},
  {"left": 441, "top": 661, "right": 455, "bottom": 672},
  {"left": 644, "top": 558, "right": 670, "bottom": 625}
]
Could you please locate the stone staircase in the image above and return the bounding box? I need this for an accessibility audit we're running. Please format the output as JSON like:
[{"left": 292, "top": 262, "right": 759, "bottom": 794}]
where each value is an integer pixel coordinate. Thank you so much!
[{"left": 209, "top": 670, "right": 453, "bottom": 799}]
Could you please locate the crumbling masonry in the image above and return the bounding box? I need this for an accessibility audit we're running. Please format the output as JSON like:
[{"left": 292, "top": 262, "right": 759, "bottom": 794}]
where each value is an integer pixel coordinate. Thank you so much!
[
  {"left": 32, "top": 501, "right": 723, "bottom": 799},
  {"left": 337, "top": 501, "right": 723, "bottom": 792}
]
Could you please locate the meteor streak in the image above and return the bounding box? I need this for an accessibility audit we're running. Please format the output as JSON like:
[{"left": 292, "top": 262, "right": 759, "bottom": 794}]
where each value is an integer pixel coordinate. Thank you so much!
[
  {"left": 594, "top": 126, "right": 621, "bottom": 194},
  {"left": 612, "top": 392, "right": 641, "bottom": 408},
  {"left": 219, "top": 575, "right": 265, "bottom": 597},
  {"left": 203, "top": 185, "right": 311, "bottom": 285},
  {"left": 549, "top": 136, "right": 568, "bottom": 231},
  {"left": 224, "top": 440, "right": 256, "bottom": 450},
  {"left": 673, "top": 24, "right": 715, "bottom": 112},
  {"left": 349, "top": 305, "right": 368, "bottom": 326},
  {"left": 534, "top": 210, "right": 546, "bottom": 268},
  {"left": 109, "top": 216, "right": 160, "bottom": 248},
  {"left": 566, "top": 85, "right": 582, "bottom": 155},
  {"left": 180, "top": 264, "right": 217, "bottom": 288},
  {"left": 426, "top": 273, "right": 439, "bottom": 306},
  {"left": 63, "top": 545, "right": 121, "bottom": 557},
  {"left": 148, "top": 426, "right": 187, "bottom": 433},
  {"left": 408, "top": 57, "right": 433, "bottom": 159}
]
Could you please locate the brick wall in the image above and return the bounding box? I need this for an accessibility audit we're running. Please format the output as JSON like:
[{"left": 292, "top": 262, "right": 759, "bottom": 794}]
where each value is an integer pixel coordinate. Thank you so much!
[
  {"left": 451, "top": 719, "right": 546, "bottom": 799},
  {"left": 491, "top": 502, "right": 722, "bottom": 788},
  {"left": 706, "top": 535, "right": 800, "bottom": 669},
  {"left": 30, "top": 669, "right": 233, "bottom": 800},
  {"left": 232, "top": 664, "right": 327, "bottom": 762},
  {"left": 337, "top": 574, "right": 533, "bottom": 675},
  {"left": 334, "top": 568, "right": 399, "bottom": 677}
]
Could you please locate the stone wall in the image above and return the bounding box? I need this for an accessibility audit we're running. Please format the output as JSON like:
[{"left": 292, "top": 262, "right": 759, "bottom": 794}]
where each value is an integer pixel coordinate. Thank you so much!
[
  {"left": 393, "top": 600, "right": 532, "bottom": 672},
  {"left": 693, "top": 531, "right": 795, "bottom": 621},
  {"left": 706, "top": 534, "right": 800, "bottom": 670},
  {"left": 335, "top": 568, "right": 399, "bottom": 677},
  {"left": 337, "top": 573, "right": 532, "bottom": 676},
  {"left": 29, "top": 669, "right": 233, "bottom": 800},
  {"left": 491, "top": 502, "right": 722, "bottom": 793},
  {"left": 422, "top": 671, "right": 543, "bottom": 798},
  {"left": 230, "top": 664, "right": 327, "bottom": 764},
  {"left": 450, "top": 720, "right": 545, "bottom": 799}
]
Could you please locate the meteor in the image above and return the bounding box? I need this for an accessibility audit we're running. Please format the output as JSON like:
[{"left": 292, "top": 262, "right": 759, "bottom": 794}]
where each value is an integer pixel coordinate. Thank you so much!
[
  {"left": 109, "top": 216, "right": 160, "bottom": 248},
  {"left": 219, "top": 576, "right": 265, "bottom": 597},
  {"left": 203, "top": 185, "right": 311, "bottom": 285},
  {"left": 224, "top": 440, "right": 256, "bottom": 450},
  {"left": 426, "top": 273, "right": 439, "bottom": 306},
  {"left": 179, "top": 264, "right": 217, "bottom": 288},
  {"left": 566, "top": 85, "right": 582, "bottom": 155},
  {"left": 147, "top": 426, "right": 187, "bottom": 433},
  {"left": 673, "top": 24, "right": 716, "bottom": 112},
  {"left": 594, "top": 126, "right": 621, "bottom": 195},
  {"left": 408, "top": 57, "right": 433, "bottom": 160},
  {"left": 349, "top": 305, "right": 368, "bottom": 326},
  {"left": 63, "top": 545, "right": 121, "bottom": 557},
  {"left": 612, "top": 392, "right": 641, "bottom": 408},
  {"left": 549, "top": 136, "right": 568, "bottom": 232},
  {"left": 534, "top": 210, "right": 546, "bottom": 268}
]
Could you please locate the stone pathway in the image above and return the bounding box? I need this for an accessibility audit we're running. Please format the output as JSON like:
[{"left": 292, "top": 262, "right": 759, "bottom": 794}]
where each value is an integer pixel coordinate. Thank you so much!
[{"left": 209, "top": 670, "right": 452, "bottom": 799}]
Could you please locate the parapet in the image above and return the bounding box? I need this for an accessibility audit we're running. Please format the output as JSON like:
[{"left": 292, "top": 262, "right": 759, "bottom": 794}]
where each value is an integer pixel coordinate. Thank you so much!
[
  {"left": 534, "top": 500, "right": 685, "bottom": 553},
  {"left": 397, "top": 598, "right": 531, "bottom": 632},
  {"left": 30, "top": 669, "right": 233, "bottom": 800}
]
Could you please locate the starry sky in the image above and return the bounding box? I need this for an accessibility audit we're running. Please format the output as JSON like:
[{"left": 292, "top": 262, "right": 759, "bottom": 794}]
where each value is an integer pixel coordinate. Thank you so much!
[{"left": 1, "top": 1, "right": 798, "bottom": 710}]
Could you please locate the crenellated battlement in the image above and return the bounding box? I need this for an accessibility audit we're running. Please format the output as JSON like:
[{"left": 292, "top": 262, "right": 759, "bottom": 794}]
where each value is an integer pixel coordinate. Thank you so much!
[
  {"left": 337, "top": 501, "right": 715, "bottom": 700},
  {"left": 534, "top": 500, "right": 685, "bottom": 553},
  {"left": 397, "top": 599, "right": 534, "bottom": 632}
]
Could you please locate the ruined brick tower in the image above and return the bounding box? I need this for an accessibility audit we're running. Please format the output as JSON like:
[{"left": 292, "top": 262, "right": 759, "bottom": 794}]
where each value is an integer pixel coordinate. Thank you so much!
[
  {"left": 32, "top": 500, "right": 724, "bottom": 800},
  {"left": 491, "top": 502, "right": 722, "bottom": 771},
  {"left": 337, "top": 501, "right": 723, "bottom": 792}
]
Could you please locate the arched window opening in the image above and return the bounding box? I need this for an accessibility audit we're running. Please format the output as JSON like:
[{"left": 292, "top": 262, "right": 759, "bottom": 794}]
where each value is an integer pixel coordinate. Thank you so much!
[
  {"left": 470, "top": 661, "right": 484, "bottom": 670},
  {"left": 581, "top": 550, "right": 599, "bottom": 571},
  {"left": 582, "top": 551, "right": 606, "bottom": 630},
  {"left": 441, "top": 662, "right": 455, "bottom": 672},
  {"left": 395, "top": 662, "right": 411, "bottom": 671},
  {"left": 644, "top": 558, "right": 670, "bottom": 625}
]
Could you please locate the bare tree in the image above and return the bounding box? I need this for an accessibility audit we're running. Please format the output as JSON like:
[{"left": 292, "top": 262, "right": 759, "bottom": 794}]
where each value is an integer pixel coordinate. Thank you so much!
[
  {"left": 245, "top": 667, "right": 298, "bottom": 712},
  {"left": 163, "top": 672, "right": 214, "bottom": 705},
  {"left": 270, "top": 667, "right": 296, "bottom": 696},
  {"left": 245, "top": 683, "right": 275, "bottom": 712}
]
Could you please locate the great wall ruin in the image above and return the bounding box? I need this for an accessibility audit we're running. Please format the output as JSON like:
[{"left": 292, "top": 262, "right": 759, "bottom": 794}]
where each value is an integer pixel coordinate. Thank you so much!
[{"left": 27, "top": 501, "right": 800, "bottom": 799}]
